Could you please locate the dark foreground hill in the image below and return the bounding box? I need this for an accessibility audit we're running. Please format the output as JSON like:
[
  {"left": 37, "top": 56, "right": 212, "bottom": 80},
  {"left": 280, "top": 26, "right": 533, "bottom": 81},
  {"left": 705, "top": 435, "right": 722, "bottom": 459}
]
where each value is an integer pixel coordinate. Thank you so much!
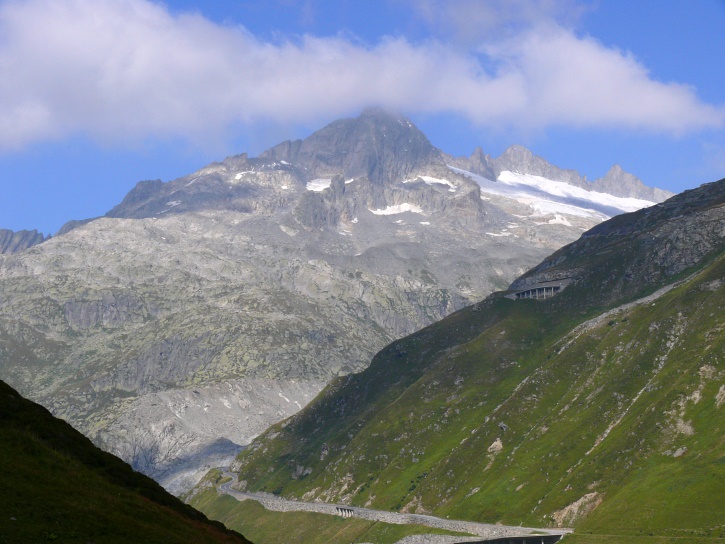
[
  {"left": 220, "top": 178, "right": 725, "bottom": 542},
  {"left": 0, "top": 379, "right": 252, "bottom": 544}
]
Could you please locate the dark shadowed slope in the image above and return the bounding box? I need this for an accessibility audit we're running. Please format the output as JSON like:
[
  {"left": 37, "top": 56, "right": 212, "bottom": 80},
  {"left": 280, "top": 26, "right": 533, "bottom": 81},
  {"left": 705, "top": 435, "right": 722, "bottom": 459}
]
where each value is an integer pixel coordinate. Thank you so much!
[{"left": 0, "top": 379, "right": 252, "bottom": 544}]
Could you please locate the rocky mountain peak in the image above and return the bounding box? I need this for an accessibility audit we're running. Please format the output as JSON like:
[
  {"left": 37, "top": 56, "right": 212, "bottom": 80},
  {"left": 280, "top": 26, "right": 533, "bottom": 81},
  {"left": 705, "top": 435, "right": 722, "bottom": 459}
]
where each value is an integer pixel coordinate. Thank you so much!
[
  {"left": 0, "top": 108, "right": 685, "bottom": 496},
  {"left": 591, "top": 164, "right": 674, "bottom": 202},
  {"left": 261, "top": 108, "right": 443, "bottom": 185},
  {"left": 497, "top": 144, "right": 533, "bottom": 164}
]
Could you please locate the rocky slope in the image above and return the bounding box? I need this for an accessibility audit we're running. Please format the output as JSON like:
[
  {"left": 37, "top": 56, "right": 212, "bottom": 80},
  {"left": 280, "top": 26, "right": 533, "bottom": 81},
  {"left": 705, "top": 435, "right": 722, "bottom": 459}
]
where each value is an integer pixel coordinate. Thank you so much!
[
  {"left": 0, "top": 379, "right": 251, "bottom": 543},
  {"left": 223, "top": 178, "right": 725, "bottom": 542},
  {"left": 0, "top": 228, "right": 47, "bottom": 254},
  {"left": 0, "top": 109, "right": 669, "bottom": 494}
]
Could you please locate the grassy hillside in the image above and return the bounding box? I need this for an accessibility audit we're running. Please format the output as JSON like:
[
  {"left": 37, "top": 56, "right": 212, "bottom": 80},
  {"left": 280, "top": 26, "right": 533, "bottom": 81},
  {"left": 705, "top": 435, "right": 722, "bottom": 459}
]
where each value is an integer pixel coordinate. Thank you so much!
[
  {"left": 220, "top": 180, "right": 725, "bottom": 541},
  {"left": 0, "top": 379, "right": 252, "bottom": 544}
]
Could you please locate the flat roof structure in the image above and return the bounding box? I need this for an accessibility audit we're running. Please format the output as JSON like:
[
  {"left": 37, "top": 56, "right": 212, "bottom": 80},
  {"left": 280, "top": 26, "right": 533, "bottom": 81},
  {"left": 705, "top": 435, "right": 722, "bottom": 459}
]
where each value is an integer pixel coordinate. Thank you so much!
[{"left": 504, "top": 278, "right": 572, "bottom": 301}]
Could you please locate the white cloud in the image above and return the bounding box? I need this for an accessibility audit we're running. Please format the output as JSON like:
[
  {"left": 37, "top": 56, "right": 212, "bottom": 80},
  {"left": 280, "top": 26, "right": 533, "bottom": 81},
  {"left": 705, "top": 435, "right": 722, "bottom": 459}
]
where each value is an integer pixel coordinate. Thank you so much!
[
  {"left": 481, "top": 26, "right": 724, "bottom": 133},
  {"left": 0, "top": 0, "right": 721, "bottom": 152}
]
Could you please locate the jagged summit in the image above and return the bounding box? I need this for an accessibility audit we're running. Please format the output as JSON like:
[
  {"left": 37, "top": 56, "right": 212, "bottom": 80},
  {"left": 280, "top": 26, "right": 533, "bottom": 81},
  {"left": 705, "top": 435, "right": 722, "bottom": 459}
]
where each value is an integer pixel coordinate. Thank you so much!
[
  {"left": 593, "top": 164, "right": 673, "bottom": 201},
  {"left": 102, "top": 109, "right": 671, "bottom": 221},
  {"left": 261, "top": 108, "right": 443, "bottom": 185}
]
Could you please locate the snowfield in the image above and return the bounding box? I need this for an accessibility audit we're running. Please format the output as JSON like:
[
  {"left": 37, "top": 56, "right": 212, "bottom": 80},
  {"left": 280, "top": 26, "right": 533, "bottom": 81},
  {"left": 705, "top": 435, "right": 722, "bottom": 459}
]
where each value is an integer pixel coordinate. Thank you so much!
[
  {"left": 369, "top": 203, "right": 424, "bottom": 215},
  {"left": 449, "top": 166, "right": 656, "bottom": 219}
]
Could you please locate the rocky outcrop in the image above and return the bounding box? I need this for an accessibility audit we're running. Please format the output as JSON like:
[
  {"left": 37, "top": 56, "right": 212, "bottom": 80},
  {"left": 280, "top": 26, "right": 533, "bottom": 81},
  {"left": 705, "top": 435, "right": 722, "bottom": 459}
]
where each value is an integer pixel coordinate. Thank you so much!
[
  {"left": 444, "top": 147, "right": 496, "bottom": 180},
  {"left": 63, "top": 291, "right": 154, "bottom": 330},
  {"left": 0, "top": 228, "right": 46, "bottom": 254},
  {"left": 56, "top": 217, "right": 98, "bottom": 236}
]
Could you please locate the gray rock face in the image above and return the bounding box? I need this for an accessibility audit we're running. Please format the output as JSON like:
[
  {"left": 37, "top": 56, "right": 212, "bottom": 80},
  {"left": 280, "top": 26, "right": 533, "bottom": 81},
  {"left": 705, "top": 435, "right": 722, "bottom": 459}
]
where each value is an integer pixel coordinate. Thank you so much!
[
  {"left": 56, "top": 218, "right": 97, "bottom": 236},
  {"left": 63, "top": 292, "right": 154, "bottom": 331},
  {"left": 0, "top": 109, "right": 673, "bottom": 494},
  {"left": 0, "top": 228, "right": 47, "bottom": 254}
]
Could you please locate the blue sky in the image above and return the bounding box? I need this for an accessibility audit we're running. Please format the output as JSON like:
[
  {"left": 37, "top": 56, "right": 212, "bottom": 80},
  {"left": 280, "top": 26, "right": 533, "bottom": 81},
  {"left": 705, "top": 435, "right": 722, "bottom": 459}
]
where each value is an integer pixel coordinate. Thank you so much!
[{"left": 0, "top": 0, "right": 723, "bottom": 235}]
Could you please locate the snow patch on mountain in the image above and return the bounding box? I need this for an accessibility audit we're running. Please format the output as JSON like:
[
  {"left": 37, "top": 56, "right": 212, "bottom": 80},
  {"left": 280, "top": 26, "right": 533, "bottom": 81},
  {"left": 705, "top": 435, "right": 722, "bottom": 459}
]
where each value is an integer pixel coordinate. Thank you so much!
[
  {"left": 369, "top": 203, "right": 423, "bottom": 215},
  {"left": 537, "top": 214, "right": 573, "bottom": 227},
  {"left": 306, "top": 178, "right": 332, "bottom": 192},
  {"left": 233, "top": 171, "right": 255, "bottom": 180},
  {"left": 403, "top": 175, "right": 457, "bottom": 191},
  {"left": 530, "top": 199, "right": 606, "bottom": 219}
]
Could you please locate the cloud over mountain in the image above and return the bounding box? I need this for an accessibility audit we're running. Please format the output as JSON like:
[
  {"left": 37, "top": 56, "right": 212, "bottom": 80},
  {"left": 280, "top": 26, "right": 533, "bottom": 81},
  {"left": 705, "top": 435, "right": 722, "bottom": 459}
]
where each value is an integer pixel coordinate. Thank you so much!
[{"left": 0, "top": 0, "right": 721, "bottom": 151}]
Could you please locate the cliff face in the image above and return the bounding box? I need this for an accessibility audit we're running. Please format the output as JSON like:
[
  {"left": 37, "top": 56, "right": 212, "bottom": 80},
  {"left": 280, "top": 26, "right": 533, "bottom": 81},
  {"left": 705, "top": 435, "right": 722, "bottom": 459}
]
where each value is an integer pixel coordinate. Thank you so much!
[{"left": 0, "top": 228, "right": 46, "bottom": 254}]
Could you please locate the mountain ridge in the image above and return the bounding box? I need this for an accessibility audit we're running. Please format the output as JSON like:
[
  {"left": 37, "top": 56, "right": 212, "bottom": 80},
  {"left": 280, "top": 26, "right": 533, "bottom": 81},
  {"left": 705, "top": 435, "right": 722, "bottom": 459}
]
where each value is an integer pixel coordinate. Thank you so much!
[
  {"left": 104, "top": 110, "right": 669, "bottom": 223},
  {"left": 3, "top": 110, "right": 669, "bottom": 240}
]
